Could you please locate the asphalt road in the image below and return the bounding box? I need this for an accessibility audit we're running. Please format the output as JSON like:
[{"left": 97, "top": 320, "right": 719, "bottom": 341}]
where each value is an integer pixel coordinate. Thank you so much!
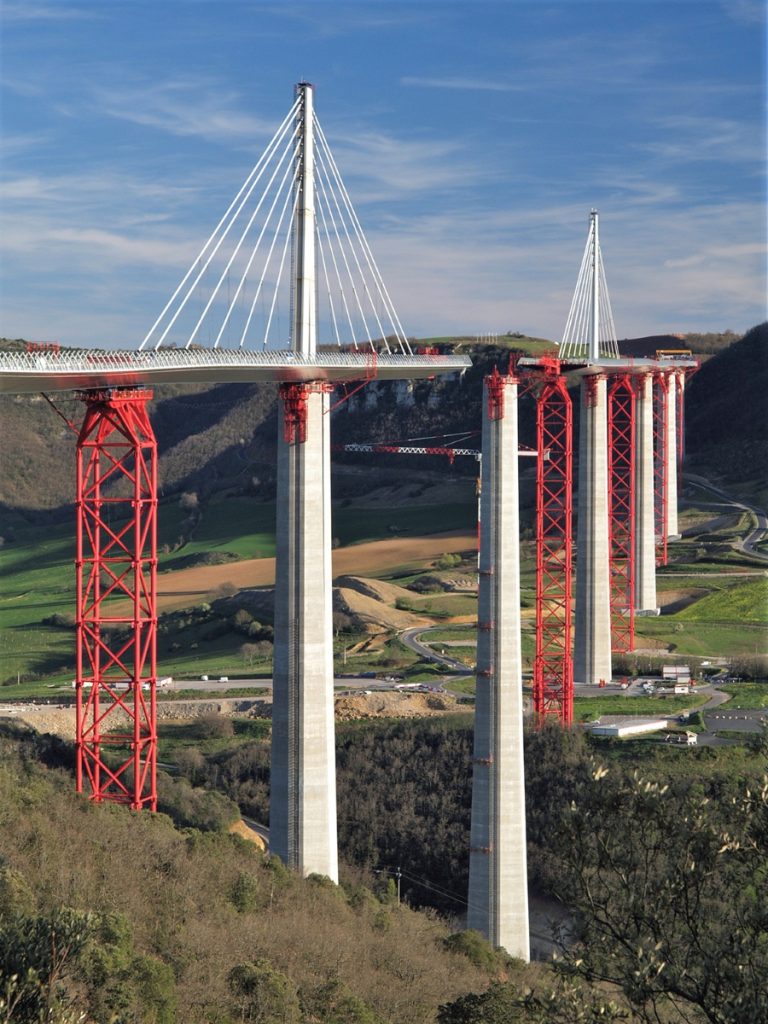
[
  {"left": 163, "top": 676, "right": 400, "bottom": 693},
  {"left": 242, "top": 816, "right": 270, "bottom": 849},
  {"left": 704, "top": 709, "right": 767, "bottom": 733},
  {"left": 398, "top": 626, "right": 472, "bottom": 674}
]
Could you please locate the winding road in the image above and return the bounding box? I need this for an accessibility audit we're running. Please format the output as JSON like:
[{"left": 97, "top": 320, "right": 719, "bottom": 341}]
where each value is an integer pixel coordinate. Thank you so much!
[
  {"left": 398, "top": 626, "right": 472, "bottom": 674},
  {"left": 684, "top": 473, "right": 768, "bottom": 562}
]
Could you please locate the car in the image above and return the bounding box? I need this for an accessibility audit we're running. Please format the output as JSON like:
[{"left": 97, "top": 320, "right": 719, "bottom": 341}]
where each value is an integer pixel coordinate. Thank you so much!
[{"left": 219, "top": 676, "right": 229, "bottom": 683}]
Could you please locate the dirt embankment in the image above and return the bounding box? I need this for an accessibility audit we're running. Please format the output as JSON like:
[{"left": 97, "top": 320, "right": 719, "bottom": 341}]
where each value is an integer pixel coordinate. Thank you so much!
[
  {"left": 334, "top": 586, "right": 429, "bottom": 632},
  {"left": 5, "top": 691, "right": 470, "bottom": 740},
  {"left": 334, "top": 691, "right": 467, "bottom": 721},
  {"left": 5, "top": 697, "right": 271, "bottom": 741},
  {"left": 657, "top": 588, "right": 710, "bottom": 615}
]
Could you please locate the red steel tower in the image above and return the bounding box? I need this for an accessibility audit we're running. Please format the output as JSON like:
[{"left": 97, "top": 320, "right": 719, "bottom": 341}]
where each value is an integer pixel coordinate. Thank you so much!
[
  {"left": 607, "top": 374, "right": 636, "bottom": 653},
  {"left": 520, "top": 359, "right": 574, "bottom": 725},
  {"left": 75, "top": 388, "right": 158, "bottom": 810}
]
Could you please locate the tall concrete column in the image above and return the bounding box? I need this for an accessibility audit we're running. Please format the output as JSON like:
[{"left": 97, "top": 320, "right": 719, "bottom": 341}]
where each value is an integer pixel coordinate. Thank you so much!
[
  {"left": 271, "top": 388, "right": 338, "bottom": 881},
  {"left": 574, "top": 374, "right": 612, "bottom": 685},
  {"left": 676, "top": 371, "right": 686, "bottom": 466},
  {"left": 467, "top": 373, "right": 530, "bottom": 961},
  {"left": 634, "top": 374, "right": 658, "bottom": 613},
  {"left": 666, "top": 374, "right": 679, "bottom": 538},
  {"left": 270, "top": 81, "right": 338, "bottom": 882}
]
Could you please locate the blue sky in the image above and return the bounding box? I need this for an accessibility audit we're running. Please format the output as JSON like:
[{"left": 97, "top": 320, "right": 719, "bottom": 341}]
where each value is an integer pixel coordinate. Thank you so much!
[{"left": 0, "top": 0, "right": 765, "bottom": 348}]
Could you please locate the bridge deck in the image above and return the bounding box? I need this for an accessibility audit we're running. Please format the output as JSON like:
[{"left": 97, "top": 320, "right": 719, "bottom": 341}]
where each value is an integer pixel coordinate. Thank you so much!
[{"left": 0, "top": 349, "right": 471, "bottom": 394}]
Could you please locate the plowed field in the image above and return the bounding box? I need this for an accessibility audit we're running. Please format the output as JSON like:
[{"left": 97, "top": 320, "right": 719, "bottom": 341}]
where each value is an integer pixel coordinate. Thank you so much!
[{"left": 155, "top": 531, "right": 476, "bottom": 612}]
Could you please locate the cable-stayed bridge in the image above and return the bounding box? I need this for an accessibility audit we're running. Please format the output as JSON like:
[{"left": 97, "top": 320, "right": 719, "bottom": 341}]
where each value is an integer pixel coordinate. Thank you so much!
[{"left": 0, "top": 83, "right": 697, "bottom": 966}]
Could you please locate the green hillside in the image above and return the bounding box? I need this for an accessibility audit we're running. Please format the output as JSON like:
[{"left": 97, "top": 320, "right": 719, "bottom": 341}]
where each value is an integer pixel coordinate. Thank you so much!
[
  {"left": 0, "top": 727, "right": 508, "bottom": 1023},
  {"left": 685, "top": 322, "right": 768, "bottom": 494},
  {"left": 676, "top": 577, "right": 767, "bottom": 623}
]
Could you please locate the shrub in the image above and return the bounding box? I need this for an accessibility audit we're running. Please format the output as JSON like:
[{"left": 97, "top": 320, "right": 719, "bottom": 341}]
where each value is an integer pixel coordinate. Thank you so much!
[
  {"left": 436, "top": 553, "right": 461, "bottom": 569},
  {"left": 442, "top": 930, "right": 504, "bottom": 974},
  {"left": 229, "top": 871, "right": 260, "bottom": 913},
  {"left": 42, "top": 612, "right": 76, "bottom": 629},
  {"left": 193, "top": 713, "right": 235, "bottom": 740}
]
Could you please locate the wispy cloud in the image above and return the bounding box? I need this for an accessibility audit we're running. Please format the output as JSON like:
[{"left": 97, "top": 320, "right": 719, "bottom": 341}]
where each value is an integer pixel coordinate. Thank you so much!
[
  {"left": 326, "top": 127, "right": 495, "bottom": 201},
  {"left": 0, "top": 170, "right": 206, "bottom": 212},
  {"left": 401, "top": 75, "right": 523, "bottom": 93},
  {"left": 260, "top": 4, "right": 435, "bottom": 37},
  {"left": 0, "top": 131, "right": 52, "bottom": 157},
  {"left": 94, "top": 79, "right": 279, "bottom": 144},
  {"left": 638, "top": 115, "right": 766, "bottom": 165},
  {"left": 0, "top": 2, "right": 99, "bottom": 21},
  {"left": 721, "top": 0, "right": 766, "bottom": 26}
]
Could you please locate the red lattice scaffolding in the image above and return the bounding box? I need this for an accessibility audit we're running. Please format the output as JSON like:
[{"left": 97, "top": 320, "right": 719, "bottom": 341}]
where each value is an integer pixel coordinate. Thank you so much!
[
  {"left": 280, "top": 351, "right": 376, "bottom": 444},
  {"left": 652, "top": 371, "right": 670, "bottom": 567},
  {"left": 75, "top": 388, "right": 158, "bottom": 810},
  {"left": 520, "top": 361, "right": 573, "bottom": 725},
  {"left": 607, "top": 375, "right": 636, "bottom": 653}
]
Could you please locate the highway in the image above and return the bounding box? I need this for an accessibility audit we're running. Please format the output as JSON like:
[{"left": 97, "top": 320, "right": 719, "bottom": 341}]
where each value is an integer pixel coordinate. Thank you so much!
[{"left": 162, "top": 675, "right": 413, "bottom": 694}]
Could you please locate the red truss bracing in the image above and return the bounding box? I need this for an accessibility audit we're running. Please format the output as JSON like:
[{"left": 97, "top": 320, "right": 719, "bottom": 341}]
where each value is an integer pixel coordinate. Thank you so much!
[
  {"left": 75, "top": 388, "right": 158, "bottom": 810},
  {"left": 521, "top": 367, "right": 574, "bottom": 725},
  {"left": 279, "top": 381, "right": 331, "bottom": 444},
  {"left": 281, "top": 351, "right": 377, "bottom": 444},
  {"left": 607, "top": 375, "right": 636, "bottom": 653},
  {"left": 486, "top": 366, "right": 507, "bottom": 421},
  {"left": 652, "top": 371, "right": 670, "bottom": 567}
]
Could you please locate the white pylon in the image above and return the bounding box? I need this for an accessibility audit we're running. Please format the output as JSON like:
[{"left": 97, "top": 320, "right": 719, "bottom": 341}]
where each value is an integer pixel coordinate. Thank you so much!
[
  {"left": 292, "top": 82, "right": 316, "bottom": 357},
  {"left": 559, "top": 211, "right": 620, "bottom": 361}
]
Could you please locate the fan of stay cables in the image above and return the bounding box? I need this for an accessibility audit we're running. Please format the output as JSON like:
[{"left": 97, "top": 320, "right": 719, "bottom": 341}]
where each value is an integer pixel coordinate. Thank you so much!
[{"left": 140, "top": 96, "right": 411, "bottom": 355}]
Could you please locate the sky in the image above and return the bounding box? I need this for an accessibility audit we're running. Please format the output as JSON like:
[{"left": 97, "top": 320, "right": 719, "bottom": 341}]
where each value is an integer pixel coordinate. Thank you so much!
[{"left": 0, "top": 0, "right": 765, "bottom": 349}]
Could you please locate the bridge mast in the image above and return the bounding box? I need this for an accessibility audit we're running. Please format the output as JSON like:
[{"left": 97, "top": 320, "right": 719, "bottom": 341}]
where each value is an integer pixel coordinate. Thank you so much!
[{"left": 292, "top": 81, "right": 316, "bottom": 357}]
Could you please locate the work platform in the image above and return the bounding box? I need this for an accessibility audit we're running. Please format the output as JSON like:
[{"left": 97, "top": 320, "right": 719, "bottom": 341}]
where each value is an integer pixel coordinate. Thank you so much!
[
  {"left": 0, "top": 348, "right": 471, "bottom": 394},
  {"left": 517, "top": 355, "right": 698, "bottom": 374}
]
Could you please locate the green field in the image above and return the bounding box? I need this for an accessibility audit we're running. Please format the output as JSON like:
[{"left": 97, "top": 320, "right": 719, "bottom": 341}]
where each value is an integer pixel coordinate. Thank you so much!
[
  {"left": 719, "top": 682, "right": 768, "bottom": 709},
  {"left": 165, "top": 497, "right": 276, "bottom": 561},
  {"left": 635, "top": 617, "right": 765, "bottom": 657},
  {"left": 419, "top": 626, "right": 476, "bottom": 643},
  {"left": 406, "top": 592, "right": 478, "bottom": 617},
  {"left": 573, "top": 693, "right": 709, "bottom": 721},
  {"left": 2, "top": 480, "right": 765, "bottom": 695},
  {"left": 676, "top": 577, "right": 767, "bottom": 623}
]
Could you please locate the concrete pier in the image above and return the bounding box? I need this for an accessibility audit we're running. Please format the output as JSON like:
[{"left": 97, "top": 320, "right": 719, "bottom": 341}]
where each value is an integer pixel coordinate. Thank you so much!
[
  {"left": 666, "top": 374, "right": 679, "bottom": 538},
  {"left": 270, "top": 82, "right": 338, "bottom": 882},
  {"left": 634, "top": 373, "right": 658, "bottom": 613},
  {"left": 467, "top": 373, "right": 530, "bottom": 961},
  {"left": 574, "top": 374, "right": 613, "bottom": 685},
  {"left": 271, "top": 387, "right": 338, "bottom": 881}
]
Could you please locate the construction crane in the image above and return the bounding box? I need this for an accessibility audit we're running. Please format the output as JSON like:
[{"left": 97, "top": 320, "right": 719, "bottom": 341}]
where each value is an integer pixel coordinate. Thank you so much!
[
  {"left": 333, "top": 432, "right": 541, "bottom": 561},
  {"left": 334, "top": 430, "right": 539, "bottom": 462}
]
